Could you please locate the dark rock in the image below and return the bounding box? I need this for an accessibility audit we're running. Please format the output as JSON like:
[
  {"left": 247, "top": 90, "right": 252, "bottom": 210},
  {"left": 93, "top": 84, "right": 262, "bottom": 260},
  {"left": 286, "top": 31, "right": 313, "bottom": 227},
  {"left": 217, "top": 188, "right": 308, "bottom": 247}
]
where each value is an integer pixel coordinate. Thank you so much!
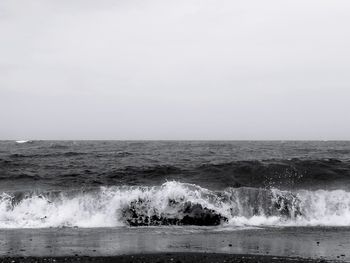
[{"left": 122, "top": 199, "right": 227, "bottom": 226}]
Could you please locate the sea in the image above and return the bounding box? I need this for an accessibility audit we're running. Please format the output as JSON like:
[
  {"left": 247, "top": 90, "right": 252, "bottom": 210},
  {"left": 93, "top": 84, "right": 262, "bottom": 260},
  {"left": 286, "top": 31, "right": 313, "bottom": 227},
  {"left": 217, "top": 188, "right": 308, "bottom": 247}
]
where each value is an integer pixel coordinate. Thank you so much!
[{"left": 1, "top": 140, "right": 350, "bottom": 229}]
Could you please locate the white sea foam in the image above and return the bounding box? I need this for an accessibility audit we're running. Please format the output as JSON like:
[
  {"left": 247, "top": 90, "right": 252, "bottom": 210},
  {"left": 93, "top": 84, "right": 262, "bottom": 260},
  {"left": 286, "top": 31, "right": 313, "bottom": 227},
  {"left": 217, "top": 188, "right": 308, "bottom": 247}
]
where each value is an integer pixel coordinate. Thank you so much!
[
  {"left": 15, "top": 140, "right": 32, "bottom": 144},
  {"left": 0, "top": 182, "right": 350, "bottom": 228}
]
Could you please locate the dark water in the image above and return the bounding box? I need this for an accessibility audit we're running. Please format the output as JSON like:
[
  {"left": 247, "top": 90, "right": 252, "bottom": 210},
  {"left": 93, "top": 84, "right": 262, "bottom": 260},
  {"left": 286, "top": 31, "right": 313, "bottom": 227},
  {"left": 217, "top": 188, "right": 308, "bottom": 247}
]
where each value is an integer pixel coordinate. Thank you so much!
[
  {"left": 1, "top": 140, "right": 350, "bottom": 228},
  {"left": 1, "top": 140, "right": 350, "bottom": 191}
]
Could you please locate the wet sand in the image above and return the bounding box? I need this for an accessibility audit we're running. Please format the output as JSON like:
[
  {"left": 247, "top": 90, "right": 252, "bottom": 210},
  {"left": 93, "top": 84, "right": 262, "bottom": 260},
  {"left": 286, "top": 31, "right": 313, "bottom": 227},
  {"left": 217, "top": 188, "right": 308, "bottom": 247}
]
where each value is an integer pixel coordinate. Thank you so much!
[
  {"left": 0, "top": 253, "right": 336, "bottom": 263},
  {"left": 0, "top": 227, "right": 349, "bottom": 262}
]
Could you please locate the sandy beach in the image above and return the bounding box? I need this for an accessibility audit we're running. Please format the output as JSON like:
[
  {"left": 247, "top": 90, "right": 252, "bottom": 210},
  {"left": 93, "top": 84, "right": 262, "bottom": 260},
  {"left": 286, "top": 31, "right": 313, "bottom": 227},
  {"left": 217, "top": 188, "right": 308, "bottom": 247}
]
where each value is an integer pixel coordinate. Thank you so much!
[{"left": 0, "top": 227, "right": 349, "bottom": 262}]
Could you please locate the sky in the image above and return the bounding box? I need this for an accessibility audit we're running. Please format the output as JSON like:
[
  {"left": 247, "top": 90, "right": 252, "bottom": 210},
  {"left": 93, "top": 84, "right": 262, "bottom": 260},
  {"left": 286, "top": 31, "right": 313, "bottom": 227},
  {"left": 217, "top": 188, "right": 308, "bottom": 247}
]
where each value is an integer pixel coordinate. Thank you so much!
[{"left": 1, "top": 0, "right": 350, "bottom": 140}]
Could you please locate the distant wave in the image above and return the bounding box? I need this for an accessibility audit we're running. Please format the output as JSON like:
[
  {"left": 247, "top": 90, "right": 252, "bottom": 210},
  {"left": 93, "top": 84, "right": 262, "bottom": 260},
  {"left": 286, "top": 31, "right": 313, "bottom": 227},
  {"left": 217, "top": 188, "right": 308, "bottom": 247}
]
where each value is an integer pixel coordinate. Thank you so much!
[
  {"left": 15, "top": 140, "right": 33, "bottom": 144},
  {"left": 8, "top": 151, "right": 132, "bottom": 159},
  {"left": 8, "top": 151, "right": 88, "bottom": 158},
  {"left": 1, "top": 181, "right": 350, "bottom": 228}
]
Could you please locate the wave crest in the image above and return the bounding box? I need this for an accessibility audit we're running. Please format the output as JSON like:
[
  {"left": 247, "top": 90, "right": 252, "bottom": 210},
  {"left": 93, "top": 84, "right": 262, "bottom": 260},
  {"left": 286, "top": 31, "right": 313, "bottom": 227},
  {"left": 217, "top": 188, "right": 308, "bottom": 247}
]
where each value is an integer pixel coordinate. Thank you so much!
[{"left": 0, "top": 182, "right": 350, "bottom": 228}]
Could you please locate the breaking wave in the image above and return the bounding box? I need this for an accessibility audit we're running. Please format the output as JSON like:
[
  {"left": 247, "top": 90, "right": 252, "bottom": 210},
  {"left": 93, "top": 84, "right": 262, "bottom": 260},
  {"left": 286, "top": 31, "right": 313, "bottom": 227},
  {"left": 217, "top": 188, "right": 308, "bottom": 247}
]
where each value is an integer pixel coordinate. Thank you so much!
[{"left": 0, "top": 181, "right": 350, "bottom": 228}]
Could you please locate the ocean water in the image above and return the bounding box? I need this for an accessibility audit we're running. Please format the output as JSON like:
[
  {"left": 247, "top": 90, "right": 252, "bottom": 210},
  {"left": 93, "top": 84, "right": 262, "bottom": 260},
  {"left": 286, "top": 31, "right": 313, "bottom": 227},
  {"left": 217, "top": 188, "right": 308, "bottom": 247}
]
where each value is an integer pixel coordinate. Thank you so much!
[{"left": 0, "top": 140, "right": 350, "bottom": 229}]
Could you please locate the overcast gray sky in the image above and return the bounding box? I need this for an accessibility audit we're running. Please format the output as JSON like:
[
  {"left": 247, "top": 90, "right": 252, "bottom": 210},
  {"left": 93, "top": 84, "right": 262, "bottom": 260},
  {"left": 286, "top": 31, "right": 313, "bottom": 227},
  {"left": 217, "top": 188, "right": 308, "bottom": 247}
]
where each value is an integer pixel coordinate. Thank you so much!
[{"left": 1, "top": 0, "right": 350, "bottom": 140}]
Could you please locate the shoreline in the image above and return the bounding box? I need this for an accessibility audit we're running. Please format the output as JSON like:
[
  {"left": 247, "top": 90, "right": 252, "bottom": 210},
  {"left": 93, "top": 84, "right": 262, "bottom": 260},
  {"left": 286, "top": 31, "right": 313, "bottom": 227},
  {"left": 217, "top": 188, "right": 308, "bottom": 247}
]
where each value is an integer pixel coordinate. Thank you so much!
[
  {"left": 0, "top": 252, "right": 336, "bottom": 263},
  {"left": 0, "top": 227, "right": 349, "bottom": 261}
]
